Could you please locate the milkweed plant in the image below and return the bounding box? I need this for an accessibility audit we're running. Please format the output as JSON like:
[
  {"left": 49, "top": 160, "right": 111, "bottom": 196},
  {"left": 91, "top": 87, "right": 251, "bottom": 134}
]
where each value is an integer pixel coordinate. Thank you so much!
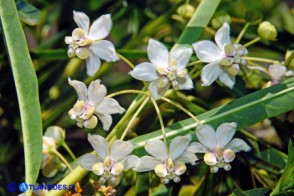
[{"left": 1, "top": 0, "right": 294, "bottom": 196}]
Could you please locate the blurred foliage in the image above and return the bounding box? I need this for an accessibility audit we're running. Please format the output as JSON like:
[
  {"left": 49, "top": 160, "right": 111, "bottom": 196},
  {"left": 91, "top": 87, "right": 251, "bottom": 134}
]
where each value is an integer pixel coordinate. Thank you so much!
[{"left": 0, "top": 0, "right": 294, "bottom": 195}]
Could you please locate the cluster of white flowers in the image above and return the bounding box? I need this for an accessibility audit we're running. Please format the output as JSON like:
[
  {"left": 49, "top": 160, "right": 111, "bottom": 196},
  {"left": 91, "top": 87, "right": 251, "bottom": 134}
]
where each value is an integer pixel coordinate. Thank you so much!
[
  {"left": 60, "top": 11, "right": 263, "bottom": 189},
  {"left": 78, "top": 123, "right": 250, "bottom": 186}
]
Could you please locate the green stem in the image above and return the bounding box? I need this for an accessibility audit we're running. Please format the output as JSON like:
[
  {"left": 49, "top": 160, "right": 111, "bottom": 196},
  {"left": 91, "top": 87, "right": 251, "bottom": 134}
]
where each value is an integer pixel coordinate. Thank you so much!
[
  {"left": 106, "top": 95, "right": 148, "bottom": 142},
  {"left": 150, "top": 97, "right": 167, "bottom": 145},
  {"left": 244, "top": 37, "right": 261, "bottom": 47},
  {"left": 62, "top": 143, "right": 76, "bottom": 161},
  {"left": 235, "top": 23, "right": 250, "bottom": 44},
  {"left": 120, "top": 97, "right": 150, "bottom": 140},
  {"left": 160, "top": 97, "right": 202, "bottom": 125},
  {"left": 117, "top": 52, "right": 135, "bottom": 69},
  {"left": 244, "top": 56, "right": 280, "bottom": 64},
  {"left": 187, "top": 60, "right": 202, "bottom": 67},
  {"left": 106, "top": 89, "right": 148, "bottom": 98},
  {"left": 52, "top": 149, "right": 73, "bottom": 171}
]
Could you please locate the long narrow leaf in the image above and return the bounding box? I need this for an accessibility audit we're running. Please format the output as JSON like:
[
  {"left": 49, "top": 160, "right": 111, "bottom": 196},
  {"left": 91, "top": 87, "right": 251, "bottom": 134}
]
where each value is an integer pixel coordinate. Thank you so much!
[{"left": 0, "top": 0, "right": 42, "bottom": 194}]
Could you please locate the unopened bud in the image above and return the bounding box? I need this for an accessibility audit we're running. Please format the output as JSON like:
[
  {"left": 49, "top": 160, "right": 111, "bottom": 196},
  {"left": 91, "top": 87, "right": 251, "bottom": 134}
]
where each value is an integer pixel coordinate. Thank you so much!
[
  {"left": 44, "top": 126, "right": 65, "bottom": 146},
  {"left": 49, "top": 86, "right": 60, "bottom": 100},
  {"left": 285, "top": 50, "right": 294, "bottom": 69},
  {"left": 177, "top": 4, "right": 195, "bottom": 19},
  {"left": 211, "top": 12, "right": 231, "bottom": 29},
  {"left": 258, "top": 21, "right": 277, "bottom": 41}
]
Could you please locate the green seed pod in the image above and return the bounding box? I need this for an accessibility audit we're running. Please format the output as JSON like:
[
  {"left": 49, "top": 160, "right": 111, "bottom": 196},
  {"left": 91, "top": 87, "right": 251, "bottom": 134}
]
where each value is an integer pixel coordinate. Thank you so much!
[
  {"left": 176, "top": 4, "right": 195, "bottom": 19},
  {"left": 258, "top": 21, "right": 277, "bottom": 41},
  {"left": 285, "top": 50, "right": 294, "bottom": 69}
]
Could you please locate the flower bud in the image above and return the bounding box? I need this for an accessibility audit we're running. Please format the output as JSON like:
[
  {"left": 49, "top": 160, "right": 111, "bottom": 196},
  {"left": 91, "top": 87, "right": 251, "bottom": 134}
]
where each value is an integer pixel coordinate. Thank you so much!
[
  {"left": 211, "top": 12, "right": 231, "bottom": 29},
  {"left": 49, "top": 86, "right": 60, "bottom": 100},
  {"left": 44, "top": 126, "right": 65, "bottom": 146},
  {"left": 210, "top": 166, "right": 219, "bottom": 173},
  {"left": 285, "top": 50, "right": 294, "bottom": 69},
  {"left": 176, "top": 4, "right": 195, "bottom": 19},
  {"left": 258, "top": 21, "right": 277, "bottom": 41},
  {"left": 223, "top": 163, "right": 232, "bottom": 171}
]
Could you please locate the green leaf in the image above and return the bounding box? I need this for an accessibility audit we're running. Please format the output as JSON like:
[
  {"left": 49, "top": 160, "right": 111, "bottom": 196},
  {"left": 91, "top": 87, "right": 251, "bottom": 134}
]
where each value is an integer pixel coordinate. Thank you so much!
[
  {"left": 131, "top": 77, "right": 294, "bottom": 154},
  {"left": 271, "top": 138, "right": 294, "bottom": 195},
  {"left": 0, "top": 0, "right": 42, "bottom": 195},
  {"left": 16, "top": 0, "right": 41, "bottom": 26},
  {"left": 230, "top": 188, "right": 271, "bottom": 196},
  {"left": 175, "top": 0, "right": 221, "bottom": 47}
]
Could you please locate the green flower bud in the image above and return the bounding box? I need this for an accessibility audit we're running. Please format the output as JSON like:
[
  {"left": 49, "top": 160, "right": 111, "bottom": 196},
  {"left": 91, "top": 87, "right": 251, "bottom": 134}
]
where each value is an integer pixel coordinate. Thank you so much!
[
  {"left": 285, "top": 50, "right": 294, "bottom": 69},
  {"left": 176, "top": 4, "right": 195, "bottom": 19},
  {"left": 258, "top": 21, "right": 277, "bottom": 41},
  {"left": 44, "top": 126, "right": 65, "bottom": 146},
  {"left": 211, "top": 12, "right": 231, "bottom": 29},
  {"left": 49, "top": 86, "right": 60, "bottom": 100}
]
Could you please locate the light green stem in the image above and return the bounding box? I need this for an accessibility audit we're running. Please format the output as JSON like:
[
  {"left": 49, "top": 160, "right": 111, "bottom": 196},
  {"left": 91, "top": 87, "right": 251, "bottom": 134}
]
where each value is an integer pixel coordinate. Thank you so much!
[
  {"left": 62, "top": 143, "right": 76, "bottom": 160},
  {"left": 117, "top": 53, "right": 135, "bottom": 69},
  {"left": 160, "top": 97, "right": 202, "bottom": 125},
  {"left": 52, "top": 149, "right": 73, "bottom": 171},
  {"left": 120, "top": 97, "right": 150, "bottom": 140},
  {"left": 244, "top": 56, "right": 280, "bottom": 64},
  {"left": 106, "top": 89, "right": 149, "bottom": 98},
  {"left": 235, "top": 23, "right": 250, "bottom": 44},
  {"left": 150, "top": 97, "right": 167, "bottom": 145},
  {"left": 244, "top": 37, "right": 261, "bottom": 47},
  {"left": 187, "top": 60, "right": 202, "bottom": 67}
]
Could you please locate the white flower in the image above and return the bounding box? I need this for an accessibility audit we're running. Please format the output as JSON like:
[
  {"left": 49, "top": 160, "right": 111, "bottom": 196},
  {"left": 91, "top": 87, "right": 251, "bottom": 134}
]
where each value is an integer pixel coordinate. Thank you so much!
[
  {"left": 129, "top": 39, "right": 193, "bottom": 100},
  {"left": 65, "top": 11, "right": 119, "bottom": 76},
  {"left": 68, "top": 78, "right": 125, "bottom": 131},
  {"left": 193, "top": 23, "right": 248, "bottom": 88},
  {"left": 134, "top": 135, "right": 197, "bottom": 183},
  {"left": 187, "top": 122, "right": 251, "bottom": 173},
  {"left": 79, "top": 134, "right": 139, "bottom": 186},
  {"left": 267, "top": 64, "right": 294, "bottom": 85}
]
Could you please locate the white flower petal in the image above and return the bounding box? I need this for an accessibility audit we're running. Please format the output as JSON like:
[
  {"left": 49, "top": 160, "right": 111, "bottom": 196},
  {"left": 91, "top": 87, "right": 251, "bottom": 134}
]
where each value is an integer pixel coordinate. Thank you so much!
[
  {"left": 193, "top": 41, "right": 223, "bottom": 62},
  {"left": 225, "top": 138, "right": 251, "bottom": 152},
  {"left": 201, "top": 62, "right": 223, "bottom": 86},
  {"left": 87, "top": 79, "right": 106, "bottom": 105},
  {"left": 187, "top": 142, "right": 209, "bottom": 153},
  {"left": 89, "top": 14, "right": 112, "bottom": 40},
  {"left": 110, "top": 140, "right": 133, "bottom": 162},
  {"left": 97, "top": 113, "right": 113, "bottom": 131},
  {"left": 215, "top": 23, "right": 231, "bottom": 50},
  {"left": 78, "top": 153, "right": 102, "bottom": 170},
  {"left": 178, "top": 74, "right": 194, "bottom": 90},
  {"left": 147, "top": 39, "right": 169, "bottom": 67},
  {"left": 216, "top": 122, "right": 237, "bottom": 148},
  {"left": 90, "top": 40, "right": 119, "bottom": 62},
  {"left": 145, "top": 140, "right": 168, "bottom": 161},
  {"left": 170, "top": 47, "right": 192, "bottom": 70},
  {"left": 134, "top": 156, "right": 162, "bottom": 172},
  {"left": 86, "top": 52, "right": 101, "bottom": 76},
  {"left": 149, "top": 80, "right": 170, "bottom": 100},
  {"left": 196, "top": 125, "right": 216, "bottom": 150},
  {"left": 88, "top": 134, "right": 109, "bottom": 159},
  {"left": 219, "top": 71, "right": 235, "bottom": 89},
  {"left": 68, "top": 78, "right": 87, "bottom": 101},
  {"left": 178, "top": 151, "right": 198, "bottom": 165},
  {"left": 73, "top": 11, "right": 90, "bottom": 32},
  {"left": 170, "top": 135, "right": 191, "bottom": 160},
  {"left": 154, "top": 163, "right": 168, "bottom": 177},
  {"left": 129, "top": 62, "right": 159, "bottom": 81},
  {"left": 121, "top": 155, "right": 139, "bottom": 169},
  {"left": 96, "top": 97, "right": 125, "bottom": 115}
]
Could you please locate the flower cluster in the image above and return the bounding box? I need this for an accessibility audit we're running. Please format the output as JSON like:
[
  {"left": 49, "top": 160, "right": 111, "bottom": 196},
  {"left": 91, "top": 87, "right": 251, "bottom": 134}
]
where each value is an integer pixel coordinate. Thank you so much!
[{"left": 50, "top": 8, "right": 291, "bottom": 193}]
